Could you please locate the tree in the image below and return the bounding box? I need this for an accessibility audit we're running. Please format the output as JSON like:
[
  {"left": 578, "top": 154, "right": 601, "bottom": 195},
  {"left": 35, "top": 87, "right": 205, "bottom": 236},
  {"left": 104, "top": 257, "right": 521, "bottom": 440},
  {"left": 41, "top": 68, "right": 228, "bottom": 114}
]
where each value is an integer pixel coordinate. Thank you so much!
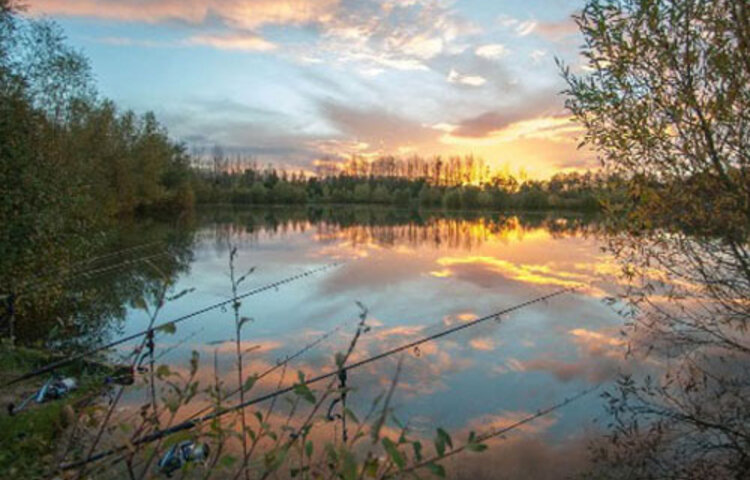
[{"left": 562, "top": 1, "right": 750, "bottom": 478}]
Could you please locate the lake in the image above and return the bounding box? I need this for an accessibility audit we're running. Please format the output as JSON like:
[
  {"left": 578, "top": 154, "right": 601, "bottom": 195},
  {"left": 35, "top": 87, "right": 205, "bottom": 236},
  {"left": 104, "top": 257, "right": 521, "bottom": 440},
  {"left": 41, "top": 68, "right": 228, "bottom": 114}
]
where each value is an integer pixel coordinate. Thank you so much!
[{"left": 102, "top": 207, "right": 642, "bottom": 479}]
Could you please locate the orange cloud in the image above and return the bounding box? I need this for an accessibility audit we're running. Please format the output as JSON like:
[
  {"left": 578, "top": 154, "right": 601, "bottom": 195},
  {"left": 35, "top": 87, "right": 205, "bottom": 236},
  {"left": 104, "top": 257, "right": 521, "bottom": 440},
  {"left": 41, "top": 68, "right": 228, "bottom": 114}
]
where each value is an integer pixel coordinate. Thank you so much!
[
  {"left": 31, "top": 0, "right": 340, "bottom": 30},
  {"left": 436, "top": 255, "right": 587, "bottom": 289},
  {"left": 467, "top": 410, "right": 557, "bottom": 436},
  {"left": 187, "top": 33, "right": 276, "bottom": 51},
  {"left": 469, "top": 338, "right": 495, "bottom": 351},
  {"left": 441, "top": 116, "right": 583, "bottom": 146}
]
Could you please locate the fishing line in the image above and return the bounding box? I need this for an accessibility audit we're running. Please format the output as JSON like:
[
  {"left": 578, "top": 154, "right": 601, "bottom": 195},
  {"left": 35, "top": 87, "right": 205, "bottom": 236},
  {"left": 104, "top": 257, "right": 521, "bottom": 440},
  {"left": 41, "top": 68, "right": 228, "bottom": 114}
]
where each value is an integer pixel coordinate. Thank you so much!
[
  {"left": 11, "top": 251, "right": 173, "bottom": 299},
  {"left": 24, "top": 241, "right": 164, "bottom": 287},
  {"left": 59, "top": 286, "right": 576, "bottom": 470},
  {"left": 4, "top": 262, "right": 342, "bottom": 387}
]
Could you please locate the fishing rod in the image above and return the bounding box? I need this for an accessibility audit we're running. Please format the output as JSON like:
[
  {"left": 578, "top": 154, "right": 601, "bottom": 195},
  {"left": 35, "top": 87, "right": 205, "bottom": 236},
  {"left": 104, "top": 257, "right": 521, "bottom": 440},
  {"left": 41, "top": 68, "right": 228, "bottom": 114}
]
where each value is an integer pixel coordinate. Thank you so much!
[
  {"left": 59, "top": 286, "right": 577, "bottom": 470},
  {"left": 0, "top": 242, "right": 166, "bottom": 302},
  {"left": 4, "top": 263, "right": 341, "bottom": 387},
  {"left": 9, "top": 251, "right": 172, "bottom": 300},
  {"left": 390, "top": 382, "right": 603, "bottom": 478},
  {"left": 184, "top": 316, "right": 355, "bottom": 424}
]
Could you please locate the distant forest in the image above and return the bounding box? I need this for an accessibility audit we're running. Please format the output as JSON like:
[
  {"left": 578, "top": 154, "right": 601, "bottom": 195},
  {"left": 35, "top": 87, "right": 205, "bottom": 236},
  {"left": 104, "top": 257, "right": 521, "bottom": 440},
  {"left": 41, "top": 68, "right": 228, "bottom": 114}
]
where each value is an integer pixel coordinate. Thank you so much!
[{"left": 192, "top": 152, "right": 609, "bottom": 211}]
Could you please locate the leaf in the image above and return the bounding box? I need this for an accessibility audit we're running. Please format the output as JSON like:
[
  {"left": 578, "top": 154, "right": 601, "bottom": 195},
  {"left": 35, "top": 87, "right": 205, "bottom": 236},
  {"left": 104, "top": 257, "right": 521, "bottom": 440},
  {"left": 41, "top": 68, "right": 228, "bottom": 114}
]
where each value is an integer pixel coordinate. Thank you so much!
[
  {"left": 466, "top": 442, "right": 488, "bottom": 452},
  {"left": 162, "top": 431, "right": 192, "bottom": 449},
  {"left": 437, "top": 428, "right": 453, "bottom": 450},
  {"left": 189, "top": 350, "right": 200, "bottom": 376},
  {"left": 237, "top": 267, "right": 256, "bottom": 286},
  {"left": 341, "top": 449, "right": 357, "bottom": 480},
  {"left": 434, "top": 435, "right": 445, "bottom": 457},
  {"left": 364, "top": 457, "right": 380, "bottom": 478},
  {"left": 305, "top": 440, "right": 314, "bottom": 458},
  {"left": 239, "top": 316, "right": 253, "bottom": 330},
  {"left": 133, "top": 297, "right": 148, "bottom": 311},
  {"left": 427, "top": 462, "right": 446, "bottom": 478},
  {"left": 220, "top": 455, "right": 237, "bottom": 468},
  {"left": 381, "top": 437, "right": 405, "bottom": 469},
  {"left": 412, "top": 441, "right": 423, "bottom": 462},
  {"left": 291, "top": 466, "right": 310, "bottom": 478},
  {"left": 293, "top": 383, "right": 316, "bottom": 404},
  {"left": 158, "top": 322, "right": 176, "bottom": 335},
  {"left": 344, "top": 408, "right": 360, "bottom": 424},
  {"left": 156, "top": 365, "right": 171, "bottom": 378},
  {"left": 243, "top": 374, "right": 258, "bottom": 392},
  {"left": 167, "top": 288, "right": 195, "bottom": 302}
]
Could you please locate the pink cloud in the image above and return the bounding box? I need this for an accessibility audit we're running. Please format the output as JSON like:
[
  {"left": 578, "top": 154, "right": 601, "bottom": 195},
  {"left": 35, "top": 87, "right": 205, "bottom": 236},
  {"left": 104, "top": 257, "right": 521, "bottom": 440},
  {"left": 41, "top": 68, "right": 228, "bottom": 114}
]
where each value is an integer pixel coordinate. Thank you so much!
[
  {"left": 31, "top": 0, "right": 339, "bottom": 30},
  {"left": 187, "top": 33, "right": 276, "bottom": 51}
]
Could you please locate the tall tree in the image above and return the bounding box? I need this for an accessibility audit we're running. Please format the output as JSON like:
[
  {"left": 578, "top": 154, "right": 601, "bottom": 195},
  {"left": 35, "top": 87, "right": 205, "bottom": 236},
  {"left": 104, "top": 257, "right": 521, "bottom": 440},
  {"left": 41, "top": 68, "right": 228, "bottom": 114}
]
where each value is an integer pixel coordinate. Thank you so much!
[{"left": 562, "top": 1, "right": 750, "bottom": 478}]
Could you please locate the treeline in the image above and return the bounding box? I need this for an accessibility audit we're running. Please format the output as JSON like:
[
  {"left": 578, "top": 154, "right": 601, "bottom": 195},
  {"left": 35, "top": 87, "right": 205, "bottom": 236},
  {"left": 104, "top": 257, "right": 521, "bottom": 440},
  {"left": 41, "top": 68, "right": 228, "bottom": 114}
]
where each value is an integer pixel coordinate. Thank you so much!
[
  {"left": 1, "top": 2, "right": 193, "bottom": 343},
  {"left": 193, "top": 156, "right": 607, "bottom": 211}
]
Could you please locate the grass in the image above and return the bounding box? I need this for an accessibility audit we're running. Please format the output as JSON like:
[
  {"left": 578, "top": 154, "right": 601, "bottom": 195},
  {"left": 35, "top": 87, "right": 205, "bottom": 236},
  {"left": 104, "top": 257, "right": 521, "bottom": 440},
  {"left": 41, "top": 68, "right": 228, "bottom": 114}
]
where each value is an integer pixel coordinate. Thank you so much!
[{"left": 0, "top": 342, "right": 122, "bottom": 479}]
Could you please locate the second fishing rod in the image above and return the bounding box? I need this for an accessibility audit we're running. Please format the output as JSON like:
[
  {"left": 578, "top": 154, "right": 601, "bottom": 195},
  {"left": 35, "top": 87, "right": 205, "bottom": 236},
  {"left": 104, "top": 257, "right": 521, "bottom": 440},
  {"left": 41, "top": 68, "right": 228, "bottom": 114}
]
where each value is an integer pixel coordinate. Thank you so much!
[
  {"left": 4, "top": 262, "right": 342, "bottom": 387},
  {"left": 60, "top": 286, "right": 578, "bottom": 470}
]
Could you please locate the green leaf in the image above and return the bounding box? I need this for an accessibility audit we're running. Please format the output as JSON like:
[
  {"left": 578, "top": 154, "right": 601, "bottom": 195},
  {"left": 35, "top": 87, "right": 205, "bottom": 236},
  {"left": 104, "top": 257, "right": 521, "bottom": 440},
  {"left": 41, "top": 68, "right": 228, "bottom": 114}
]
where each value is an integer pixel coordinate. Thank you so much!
[
  {"left": 189, "top": 350, "right": 200, "bottom": 376},
  {"left": 156, "top": 365, "right": 171, "bottom": 378},
  {"left": 167, "top": 288, "right": 194, "bottom": 302},
  {"left": 158, "top": 322, "right": 176, "bottom": 335},
  {"left": 293, "top": 383, "right": 316, "bottom": 404},
  {"left": 412, "top": 441, "right": 423, "bottom": 462},
  {"left": 291, "top": 466, "right": 310, "bottom": 478},
  {"left": 364, "top": 457, "right": 380, "bottom": 478},
  {"left": 437, "top": 428, "right": 452, "bottom": 450},
  {"left": 239, "top": 316, "right": 253, "bottom": 330},
  {"left": 220, "top": 455, "right": 237, "bottom": 468},
  {"left": 162, "top": 431, "right": 192, "bottom": 449},
  {"left": 335, "top": 352, "right": 346, "bottom": 368},
  {"left": 243, "top": 374, "right": 258, "bottom": 392},
  {"left": 305, "top": 440, "right": 314, "bottom": 458},
  {"left": 434, "top": 437, "right": 445, "bottom": 457},
  {"left": 133, "top": 297, "right": 148, "bottom": 311},
  {"left": 341, "top": 449, "right": 357, "bottom": 480},
  {"left": 381, "top": 437, "right": 405, "bottom": 469},
  {"left": 344, "top": 408, "right": 360, "bottom": 424},
  {"left": 427, "top": 462, "right": 446, "bottom": 478},
  {"left": 466, "top": 442, "right": 488, "bottom": 452}
]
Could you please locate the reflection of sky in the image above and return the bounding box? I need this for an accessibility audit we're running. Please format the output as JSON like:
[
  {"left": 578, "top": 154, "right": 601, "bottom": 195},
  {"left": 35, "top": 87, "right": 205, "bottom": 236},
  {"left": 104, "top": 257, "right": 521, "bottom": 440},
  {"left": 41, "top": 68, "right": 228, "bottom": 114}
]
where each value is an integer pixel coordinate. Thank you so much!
[{"left": 115, "top": 213, "right": 644, "bottom": 478}]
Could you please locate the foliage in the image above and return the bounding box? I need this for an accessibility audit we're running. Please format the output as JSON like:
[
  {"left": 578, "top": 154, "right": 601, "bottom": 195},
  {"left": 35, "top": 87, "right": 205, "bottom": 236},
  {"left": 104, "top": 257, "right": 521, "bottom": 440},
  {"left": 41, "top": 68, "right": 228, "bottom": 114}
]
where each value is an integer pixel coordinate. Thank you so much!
[
  {"left": 192, "top": 156, "right": 609, "bottom": 212},
  {"left": 562, "top": 1, "right": 750, "bottom": 478},
  {"left": 0, "top": 7, "right": 195, "bottom": 347}
]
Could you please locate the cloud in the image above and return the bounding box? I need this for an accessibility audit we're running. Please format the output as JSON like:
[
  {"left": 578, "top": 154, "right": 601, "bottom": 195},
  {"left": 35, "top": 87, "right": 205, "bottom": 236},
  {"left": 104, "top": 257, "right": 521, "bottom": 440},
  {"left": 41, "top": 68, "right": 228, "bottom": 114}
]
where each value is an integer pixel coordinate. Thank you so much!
[
  {"left": 469, "top": 338, "right": 495, "bottom": 351},
  {"left": 31, "top": 0, "right": 340, "bottom": 30},
  {"left": 467, "top": 410, "right": 557, "bottom": 436},
  {"left": 435, "top": 256, "right": 589, "bottom": 289},
  {"left": 447, "top": 68, "right": 487, "bottom": 87},
  {"left": 513, "top": 328, "right": 629, "bottom": 383},
  {"left": 316, "top": 98, "right": 438, "bottom": 152},
  {"left": 530, "top": 49, "right": 547, "bottom": 63},
  {"left": 443, "top": 115, "right": 584, "bottom": 146},
  {"left": 187, "top": 32, "right": 276, "bottom": 51},
  {"left": 515, "top": 20, "right": 537, "bottom": 36},
  {"left": 475, "top": 44, "right": 508, "bottom": 60},
  {"left": 450, "top": 88, "right": 564, "bottom": 138},
  {"left": 535, "top": 17, "right": 580, "bottom": 41}
]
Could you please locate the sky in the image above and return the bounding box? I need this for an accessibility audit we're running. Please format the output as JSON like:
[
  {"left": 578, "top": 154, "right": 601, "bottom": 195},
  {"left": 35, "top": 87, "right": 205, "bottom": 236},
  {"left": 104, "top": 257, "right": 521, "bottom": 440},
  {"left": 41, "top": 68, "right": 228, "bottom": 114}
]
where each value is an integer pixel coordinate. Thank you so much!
[{"left": 27, "top": 0, "right": 594, "bottom": 178}]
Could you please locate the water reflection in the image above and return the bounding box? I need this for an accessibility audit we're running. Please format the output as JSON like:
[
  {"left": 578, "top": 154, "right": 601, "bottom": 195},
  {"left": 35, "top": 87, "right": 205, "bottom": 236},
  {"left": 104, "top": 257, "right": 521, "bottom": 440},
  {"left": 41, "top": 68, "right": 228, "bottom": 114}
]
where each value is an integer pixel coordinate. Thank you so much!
[
  {"left": 3, "top": 216, "right": 196, "bottom": 350},
  {"left": 61, "top": 208, "right": 638, "bottom": 478}
]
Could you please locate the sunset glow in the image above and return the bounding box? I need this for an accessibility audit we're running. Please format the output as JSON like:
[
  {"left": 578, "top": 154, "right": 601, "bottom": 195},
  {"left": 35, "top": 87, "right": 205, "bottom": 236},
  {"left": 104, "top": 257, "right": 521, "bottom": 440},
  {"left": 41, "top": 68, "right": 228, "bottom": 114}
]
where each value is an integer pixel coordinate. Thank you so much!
[{"left": 28, "top": 0, "right": 592, "bottom": 178}]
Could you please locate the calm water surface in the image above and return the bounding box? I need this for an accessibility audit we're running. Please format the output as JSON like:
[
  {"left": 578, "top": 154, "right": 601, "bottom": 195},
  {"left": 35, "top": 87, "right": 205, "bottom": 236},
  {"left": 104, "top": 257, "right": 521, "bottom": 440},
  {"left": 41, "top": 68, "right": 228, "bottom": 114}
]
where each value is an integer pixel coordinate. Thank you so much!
[{"left": 111, "top": 207, "right": 641, "bottom": 478}]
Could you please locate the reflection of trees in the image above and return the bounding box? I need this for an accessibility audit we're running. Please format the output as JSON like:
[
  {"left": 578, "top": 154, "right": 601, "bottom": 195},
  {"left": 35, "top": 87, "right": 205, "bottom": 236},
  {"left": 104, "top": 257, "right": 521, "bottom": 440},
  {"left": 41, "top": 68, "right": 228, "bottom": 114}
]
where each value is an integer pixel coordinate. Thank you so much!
[
  {"left": 592, "top": 230, "right": 750, "bottom": 478},
  {"left": 4, "top": 218, "right": 197, "bottom": 351},
  {"left": 196, "top": 207, "right": 600, "bottom": 252}
]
